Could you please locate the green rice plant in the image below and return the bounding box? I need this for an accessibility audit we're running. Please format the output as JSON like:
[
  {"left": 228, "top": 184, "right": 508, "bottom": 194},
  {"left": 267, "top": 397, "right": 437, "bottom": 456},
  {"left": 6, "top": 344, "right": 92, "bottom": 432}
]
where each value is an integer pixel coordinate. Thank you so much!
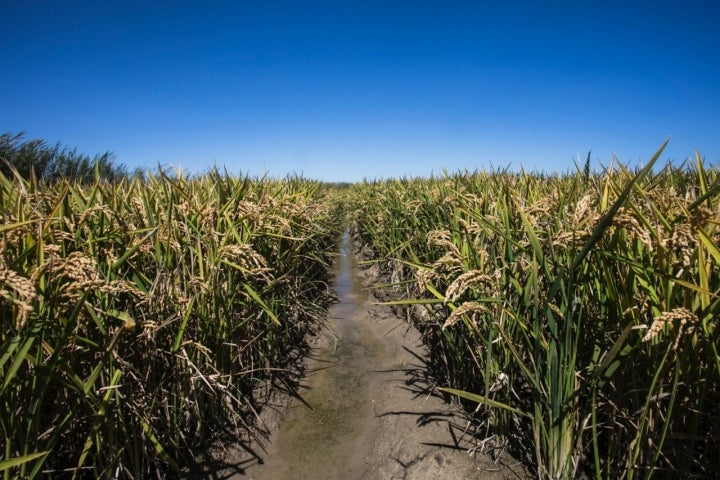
[
  {"left": 584, "top": 153, "right": 720, "bottom": 479},
  {"left": 348, "top": 144, "right": 720, "bottom": 479},
  {"left": 0, "top": 165, "right": 343, "bottom": 478}
]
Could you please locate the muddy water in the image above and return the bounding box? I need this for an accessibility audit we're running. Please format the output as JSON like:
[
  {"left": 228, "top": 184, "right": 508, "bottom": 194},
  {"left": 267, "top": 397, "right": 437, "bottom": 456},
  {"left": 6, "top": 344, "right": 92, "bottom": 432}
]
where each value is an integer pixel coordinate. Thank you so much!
[{"left": 248, "top": 231, "right": 384, "bottom": 480}]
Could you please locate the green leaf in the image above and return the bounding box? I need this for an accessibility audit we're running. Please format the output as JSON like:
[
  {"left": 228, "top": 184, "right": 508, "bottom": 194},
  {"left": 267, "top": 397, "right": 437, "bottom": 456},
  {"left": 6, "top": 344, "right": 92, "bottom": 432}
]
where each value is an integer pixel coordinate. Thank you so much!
[
  {"left": 373, "top": 298, "right": 444, "bottom": 306},
  {"left": 698, "top": 226, "right": 720, "bottom": 265},
  {"left": 0, "top": 219, "right": 36, "bottom": 234},
  {"left": 172, "top": 296, "right": 196, "bottom": 353},
  {"left": 110, "top": 227, "right": 157, "bottom": 271},
  {"left": 439, "top": 387, "right": 531, "bottom": 418},
  {"left": 1, "top": 328, "right": 38, "bottom": 393},
  {"left": 243, "top": 283, "right": 280, "bottom": 326},
  {"left": 0, "top": 452, "right": 48, "bottom": 472},
  {"left": 140, "top": 417, "right": 180, "bottom": 472}
]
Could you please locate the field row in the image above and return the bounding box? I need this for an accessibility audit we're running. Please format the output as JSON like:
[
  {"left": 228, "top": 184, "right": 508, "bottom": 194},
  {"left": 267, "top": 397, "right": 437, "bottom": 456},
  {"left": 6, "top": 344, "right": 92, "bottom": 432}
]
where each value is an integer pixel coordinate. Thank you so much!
[
  {"left": 349, "top": 146, "right": 720, "bottom": 479},
  {"left": 1, "top": 170, "right": 344, "bottom": 478}
]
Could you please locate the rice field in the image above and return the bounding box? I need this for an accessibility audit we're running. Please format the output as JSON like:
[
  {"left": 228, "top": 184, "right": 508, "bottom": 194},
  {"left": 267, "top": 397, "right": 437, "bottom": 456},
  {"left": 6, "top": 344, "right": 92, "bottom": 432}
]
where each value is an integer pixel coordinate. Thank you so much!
[
  {"left": 2, "top": 141, "right": 719, "bottom": 479},
  {"left": 0, "top": 168, "right": 344, "bottom": 478},
  {"left": 349, "top": 142, "right": 720, "bottom": 479}
]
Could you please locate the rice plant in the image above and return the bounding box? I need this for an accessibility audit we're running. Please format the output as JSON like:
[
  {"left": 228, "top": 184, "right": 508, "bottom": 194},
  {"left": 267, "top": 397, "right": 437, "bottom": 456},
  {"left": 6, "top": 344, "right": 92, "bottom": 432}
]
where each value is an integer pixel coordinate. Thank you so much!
[
  {"left": 0, "top": 166, "right": 343, "bottom": 478},
  {"left": 3, "top": 140, "right": 717, "bottom": 479},
  {"left": 348, "top": 144, "right": 720, "bottom": 479}
]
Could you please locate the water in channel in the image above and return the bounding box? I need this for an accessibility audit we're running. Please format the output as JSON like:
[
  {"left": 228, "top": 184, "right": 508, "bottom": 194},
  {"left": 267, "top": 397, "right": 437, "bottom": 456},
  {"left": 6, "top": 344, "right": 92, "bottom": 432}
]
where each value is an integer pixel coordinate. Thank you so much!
[{"left": 248, "top": 230, "right": 385, "bottom": 480}]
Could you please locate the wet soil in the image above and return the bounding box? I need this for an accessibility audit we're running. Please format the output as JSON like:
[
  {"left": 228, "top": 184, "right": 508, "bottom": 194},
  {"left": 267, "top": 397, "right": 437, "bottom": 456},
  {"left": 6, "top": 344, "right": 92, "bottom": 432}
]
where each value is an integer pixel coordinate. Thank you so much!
[{"left": 204, "top": 233, "right": 527, "bottom": 479}]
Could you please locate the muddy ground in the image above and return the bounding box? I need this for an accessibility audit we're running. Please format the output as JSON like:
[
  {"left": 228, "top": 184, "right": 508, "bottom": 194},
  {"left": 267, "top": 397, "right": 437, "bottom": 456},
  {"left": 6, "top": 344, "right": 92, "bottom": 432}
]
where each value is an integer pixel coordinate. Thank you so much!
[{"left": 189, "top": 235, "right": 528, "bottom": 479}]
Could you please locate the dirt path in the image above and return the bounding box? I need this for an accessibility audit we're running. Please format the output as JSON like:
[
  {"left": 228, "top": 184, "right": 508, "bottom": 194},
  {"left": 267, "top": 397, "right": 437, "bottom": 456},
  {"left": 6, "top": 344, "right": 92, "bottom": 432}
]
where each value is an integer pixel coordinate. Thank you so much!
[{"left": 208, "top": 233, "right": 526, "bottom": 479}]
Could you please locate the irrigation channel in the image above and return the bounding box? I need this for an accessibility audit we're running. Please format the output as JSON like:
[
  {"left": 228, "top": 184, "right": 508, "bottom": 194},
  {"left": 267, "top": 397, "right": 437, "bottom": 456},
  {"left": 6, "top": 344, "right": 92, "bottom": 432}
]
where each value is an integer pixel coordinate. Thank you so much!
[{"left": 233, "top": 232, "right": 524, "bottom": 479}]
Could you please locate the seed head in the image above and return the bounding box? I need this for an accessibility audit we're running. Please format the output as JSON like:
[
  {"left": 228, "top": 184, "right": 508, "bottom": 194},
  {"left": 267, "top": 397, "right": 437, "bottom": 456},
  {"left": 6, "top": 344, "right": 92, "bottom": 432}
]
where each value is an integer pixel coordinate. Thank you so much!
[{"left": 442, "top": 301, "right": 485, "bottom": 330}]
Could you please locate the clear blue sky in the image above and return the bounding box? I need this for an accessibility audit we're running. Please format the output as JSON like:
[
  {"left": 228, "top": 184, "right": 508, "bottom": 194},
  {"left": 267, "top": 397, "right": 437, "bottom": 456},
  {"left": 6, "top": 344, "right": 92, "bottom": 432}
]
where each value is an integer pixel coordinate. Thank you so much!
[{"left": 1, "top": 1, "right": 718, "bottom": 182}]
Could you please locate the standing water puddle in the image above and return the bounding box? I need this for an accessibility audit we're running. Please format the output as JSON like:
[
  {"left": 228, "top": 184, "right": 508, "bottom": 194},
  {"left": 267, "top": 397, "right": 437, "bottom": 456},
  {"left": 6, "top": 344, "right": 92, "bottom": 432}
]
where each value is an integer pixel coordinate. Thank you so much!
[{"left": 248, "top": 230, "right": 385, "bottom": 480}]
